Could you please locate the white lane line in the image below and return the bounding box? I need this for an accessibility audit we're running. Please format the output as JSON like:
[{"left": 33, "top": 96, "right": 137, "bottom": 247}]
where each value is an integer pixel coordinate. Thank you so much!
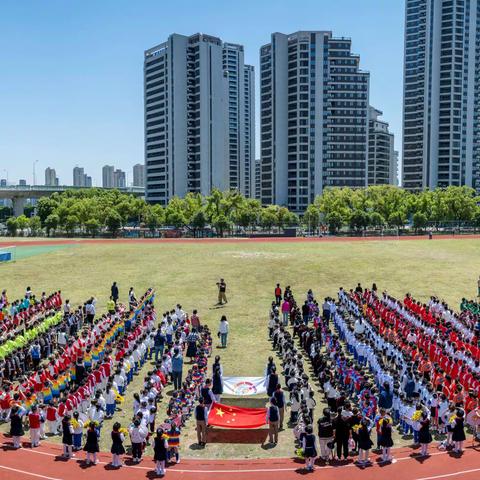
[
  {"left": 15, "top": 446, "right": 454, "bottom": 474},
  {"left": 415, "top": 469, "right": 480, "bottom": 480},
  {"left": 0, "top": 465, "right": 64, "bottom": 480}
]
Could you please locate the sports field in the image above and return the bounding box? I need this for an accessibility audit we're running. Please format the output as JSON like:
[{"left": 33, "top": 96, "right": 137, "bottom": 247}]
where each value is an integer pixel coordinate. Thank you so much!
[{"left": 1, "top": 237, "right": 479, "bottom": 459}]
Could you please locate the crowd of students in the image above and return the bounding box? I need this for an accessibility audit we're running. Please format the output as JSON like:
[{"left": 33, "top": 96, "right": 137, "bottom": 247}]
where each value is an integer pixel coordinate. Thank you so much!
[
  {"left": 1, "top": 287, "right": 225, "bottom": 478},
  {"left": 125, "top": 306, "right": 214, "bottom": 475},
  {"left": 1, "top": 288, "right": 154, "bottom": 446},
  {"left": 0, "top": 289, "right": 65, "bottom": 378},
  {"left": 269, "top": 284, "right": 480, "bottom": 471},
  {"left": 3, "top": 280, "right": 480, "bottom": 475}
]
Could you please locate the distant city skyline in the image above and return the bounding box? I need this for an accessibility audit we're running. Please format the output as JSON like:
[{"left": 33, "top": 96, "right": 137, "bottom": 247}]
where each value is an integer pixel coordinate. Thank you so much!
[
  {"left": 0, "top": 164, "right": 145, "bottom": 188},
  {"left": 0, "top": 0, "right": 404, "bottom": 185}
]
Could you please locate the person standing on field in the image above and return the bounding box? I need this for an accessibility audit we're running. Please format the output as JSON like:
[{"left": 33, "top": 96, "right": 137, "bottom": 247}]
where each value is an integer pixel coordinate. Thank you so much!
[
  {"left": 216, "top": 279, "right": 227, "bottom": 305},
  {"left": 28, "top": 405, "right": 41, "bottom": 448},
  {"left": 195, "top": 398, "right": 208, "bottom": 446},
  {"left": 111, "top": 282, "right": 119, "bottom": 303},
  {"left": 266, "top": 398, "right": 280, "bottom": 444},
  {"left": 128, "top": 287, "right": 137, "bottom": 310},
  {"left": 218, "top": 316, "right": 229, "bottom": 348},
  {"left": 171, "top": 348, "right": 184, "bottom": 390},
  {"left": 274, "top": 284, "right": 282, "bottom": 306}
]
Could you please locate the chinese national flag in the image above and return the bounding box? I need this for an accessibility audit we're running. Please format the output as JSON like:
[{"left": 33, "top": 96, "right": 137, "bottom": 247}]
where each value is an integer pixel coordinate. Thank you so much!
[{"left": 208, "top": 402, "right": 267, "bottom": 429}]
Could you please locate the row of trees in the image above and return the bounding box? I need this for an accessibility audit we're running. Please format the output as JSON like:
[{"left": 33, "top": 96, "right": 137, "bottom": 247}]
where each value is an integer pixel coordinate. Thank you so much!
[
  {"left": 303, "top": 185, "right": 480, "bottom": 233},
  {"left": 5, "top": 189, "right": 297, "bottom": 237},
  {"left": 3, "top": 185, "right": 480, "bottom": 237}
]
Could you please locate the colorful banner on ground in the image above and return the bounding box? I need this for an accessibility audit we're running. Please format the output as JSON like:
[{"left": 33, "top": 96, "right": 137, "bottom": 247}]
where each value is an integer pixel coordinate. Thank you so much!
[
  {"left": 222, "top": 376, "right": 267, "bottom": 396},
  {"left": 208, "top": 402, "right": 267, "bottom": 429}
]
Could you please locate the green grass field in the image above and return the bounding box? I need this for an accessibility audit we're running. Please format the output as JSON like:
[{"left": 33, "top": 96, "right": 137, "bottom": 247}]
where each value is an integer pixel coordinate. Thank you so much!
[{"left": 0, "top": 238, "right": 479, "bottom": 459}]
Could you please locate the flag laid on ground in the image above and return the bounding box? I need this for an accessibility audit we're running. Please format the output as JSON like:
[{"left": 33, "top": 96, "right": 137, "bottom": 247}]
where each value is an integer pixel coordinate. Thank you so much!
[
  {"left": 222, "top": 376, "right": 267, "bottom": 396},
  {"left": 208, "top": 402, "right": 267, "bottom": 429}
]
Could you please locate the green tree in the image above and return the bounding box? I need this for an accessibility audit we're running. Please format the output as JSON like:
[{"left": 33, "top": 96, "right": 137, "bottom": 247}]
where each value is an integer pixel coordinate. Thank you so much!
[
  {"left": 28, "top": 216, "right": 42, "bottom": 236},
  {"left": 44, "top": 214, "right": 59, "bottom": 237},
  {"left": 0, "top": 206, "right": 12, "bottom": 221},
  {"left": 303, "top": 204, "right": 320, "bottom": 233},
  {"left": 260, "top": 206, "right": 277, "bottom": 232},
  {"left": 473, "top": 208, "right": 480, "bottom": 231},
  {"left": 211, "top": 213, "right": 231, "bottom": 237},
  {"left": 65, "top": 215, "right": 79, "bottom": 236},
  {"left": 412, "top": 212, "right": 428, "bottom": 231},
  {"left": 105, "top": 209, "right": 122, "bottom": 237},
  {"left": 191, "top": 210, "right": 207, "bottom": 237},
  {"left": 368, "top": 212, "right": 385, "bottom": 228},
  {"left": 16, "top": 215, "right": 30, "bottom": 235},
  {"left": 349, "top": 209, "right": 369, "bottom": 232},
  {"left": 276, "top": 206, "right": 291, "bottom": 230},
  {"left": 325, "top": 211, "right": 343, "bottom": 234},
  {"left": 234, "top": 199, "right": 261, "bottom": 232},
  {"left": 6, "top": 217, "right": 18, "bottom": 237},
  {"left": 143, "top": 205, "right": 165, "bottom": 232},
  {"left": 165, "top": 210, "right": 186, "bottom": 229},
  {"left": 85, "top": 218, "right": 100, "bottom": 238},
  {"left": 388, "top": 210, "right": 407, "bottom": 228},
  {"left": 36, "top": 197, "right": 57, "bottom": 225},
  {"left": 165, "top": 197, "right": 187, "bottom": 228},
  {"left": 182, "top": 192, "right": 204, "bottom": 225}
]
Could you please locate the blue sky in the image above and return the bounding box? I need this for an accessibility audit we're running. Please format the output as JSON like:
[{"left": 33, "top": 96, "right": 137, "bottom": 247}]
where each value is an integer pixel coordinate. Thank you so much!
[{"left": 0, "top": 0, "right": 405, "bottom": 186}]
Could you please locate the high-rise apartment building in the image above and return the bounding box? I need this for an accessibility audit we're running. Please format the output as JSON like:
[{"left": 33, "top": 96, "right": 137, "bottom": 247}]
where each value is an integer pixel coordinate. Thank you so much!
[
  {"left": 113, "top": 169, "right": 126, "bottom": 188},
  {"left": 133, "top": 164, "right": 145, "bottom": 187},
  {"left": 73, "top": 167, "right": 85, "bottom": 187},
  {"left": 73, "top": 167, "right": 92, "bottom": 187},
  {"left": 45, "top": 167, "right": 59, "bottom": 186},
  {"left": 260, "top": 31, "right": 369, "bottom": 212},
  {"left": 144, "top": 33, "right": 255, "bottom": 205},
  {"left": 102, "top": 165, "right": 115, "bottom": 188},
  {"left": 402, "top": 0, "right": 480, "bottom": 190},
  {"left": 394, "top": 151, "right": 400, "bottom": 186},
  {"left": 254, "top": 159, "right": 261, "bottom": 200},
  {"left": 367, "top": 107, "right": 396, "bottom": 186}
]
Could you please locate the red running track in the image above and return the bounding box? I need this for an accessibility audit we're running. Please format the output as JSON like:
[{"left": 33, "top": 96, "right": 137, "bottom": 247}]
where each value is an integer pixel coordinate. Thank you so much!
[
  {"left": 0, "top": 436, "right": 479, "bottom": 480},
  {"left": 1, "top": 234, "right": 480, "bottom": 247}
]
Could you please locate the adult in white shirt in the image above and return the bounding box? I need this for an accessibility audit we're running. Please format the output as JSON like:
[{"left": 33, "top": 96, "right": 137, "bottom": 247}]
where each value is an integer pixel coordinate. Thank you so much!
[
  {"left": 218, "top": 315, "right": 229, "bottom": 348},
  {"left": 63, "top": 301, "right": 71, "bottom": 315},
  {"left": 354, "top": 318, "right": 366, "bottom": 335},
  {"left": 57, "top": 329, "right": 67, "bottom": 348}
]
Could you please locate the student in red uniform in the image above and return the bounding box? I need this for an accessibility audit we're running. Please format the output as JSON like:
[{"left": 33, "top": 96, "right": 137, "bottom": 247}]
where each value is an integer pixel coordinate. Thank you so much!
[
  {"left": 274, "top": 284, "right": 282, "bottom": 306},
  {"left": 28, "top": 405, "right": 41, "bottom": 447}
]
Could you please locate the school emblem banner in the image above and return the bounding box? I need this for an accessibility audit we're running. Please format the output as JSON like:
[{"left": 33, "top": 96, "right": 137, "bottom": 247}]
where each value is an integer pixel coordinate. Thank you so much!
[{"left": 222, "top": 376, "right": 267, "bottom": 396}]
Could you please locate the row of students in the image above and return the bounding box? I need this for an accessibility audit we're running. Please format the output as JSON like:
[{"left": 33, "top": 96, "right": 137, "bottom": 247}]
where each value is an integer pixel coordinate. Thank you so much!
[{"left": 269, "top": 284, "right": 474, "bottom": 470}]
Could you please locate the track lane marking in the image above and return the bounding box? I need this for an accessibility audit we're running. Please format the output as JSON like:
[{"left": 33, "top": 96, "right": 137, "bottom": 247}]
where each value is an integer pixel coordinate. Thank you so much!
[
  {"left": 0, "top": 465, "right": 64, "bottom": 480},
  {"left": 415, "top": 468, "right": 480, "bottom": 480}
]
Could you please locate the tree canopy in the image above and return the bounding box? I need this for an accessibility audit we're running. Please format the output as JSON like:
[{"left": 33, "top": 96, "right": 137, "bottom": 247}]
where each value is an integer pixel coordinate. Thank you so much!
[{"left": 5, "top": 185, "right": 480, "bottom": 237}]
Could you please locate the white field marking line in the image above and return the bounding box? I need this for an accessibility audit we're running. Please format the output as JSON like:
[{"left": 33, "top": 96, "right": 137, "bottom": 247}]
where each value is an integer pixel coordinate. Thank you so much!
[
  {"left": 0, "top": 465, "right": 64, "bottom": 480},
  {"left": 15, "top": 446, "right": 453, "bottom": 474},
  {"left": 415, "top": 468, "right": 480, "bottom": 480}
]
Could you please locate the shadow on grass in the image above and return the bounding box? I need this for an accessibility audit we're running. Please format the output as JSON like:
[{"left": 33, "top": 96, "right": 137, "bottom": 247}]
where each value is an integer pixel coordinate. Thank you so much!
[
  {"left": 188, "top": 442, "right": 206, "bottom": 450},
  {"left": 209, "top": 305, "right": 226, "bottom": 310}
]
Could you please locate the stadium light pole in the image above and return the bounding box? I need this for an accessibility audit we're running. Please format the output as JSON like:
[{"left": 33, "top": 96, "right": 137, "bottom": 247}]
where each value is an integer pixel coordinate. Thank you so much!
[{"left": 1, "top": 169, "right": 7, "bottom": 183}]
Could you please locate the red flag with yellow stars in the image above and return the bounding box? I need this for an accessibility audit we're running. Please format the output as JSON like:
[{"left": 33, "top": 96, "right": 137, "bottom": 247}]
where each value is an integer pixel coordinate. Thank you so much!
[{"left": 208, "top": 402, "right": 267, "bottom": 429}]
